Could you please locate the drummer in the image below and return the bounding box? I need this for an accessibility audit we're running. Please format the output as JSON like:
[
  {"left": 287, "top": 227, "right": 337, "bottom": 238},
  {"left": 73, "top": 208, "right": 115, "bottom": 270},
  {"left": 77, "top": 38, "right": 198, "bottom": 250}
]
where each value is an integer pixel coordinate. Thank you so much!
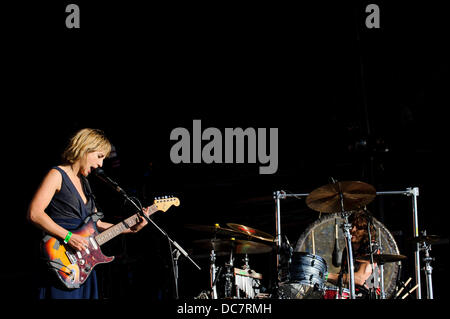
[{"left": 327, "top": 210, "right": 378, "bottom": 293}]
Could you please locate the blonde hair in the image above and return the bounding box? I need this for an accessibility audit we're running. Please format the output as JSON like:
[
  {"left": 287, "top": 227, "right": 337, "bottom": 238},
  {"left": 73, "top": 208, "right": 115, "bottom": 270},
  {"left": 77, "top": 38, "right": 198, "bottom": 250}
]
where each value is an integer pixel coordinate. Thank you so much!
[{"left": 62, "top": 128, "right": 111, "bottom": 164}]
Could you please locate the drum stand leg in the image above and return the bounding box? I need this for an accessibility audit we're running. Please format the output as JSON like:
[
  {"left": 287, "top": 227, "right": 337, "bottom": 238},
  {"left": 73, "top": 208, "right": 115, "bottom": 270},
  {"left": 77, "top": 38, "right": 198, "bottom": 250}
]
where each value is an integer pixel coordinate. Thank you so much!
[
  {"left": 242, "top": 254, "right": 250, "bottom": 270},
  {"left": 341, "top": 212, "right": 356, "bottom": 299},
  {"left": 379, "top": 263, "right": 386, "bottom": 299},
  {"left": 224, "top": 249, "right": 234, "bottom": 298},
  {"left": 333, "top": 180, "right": 357, "bottom": 299},
  {"left": 210, "top": 250, "right": 218, "bottom": 299},
  {"left": 420, "top": 231, "right": 434, "bottom": 299}
]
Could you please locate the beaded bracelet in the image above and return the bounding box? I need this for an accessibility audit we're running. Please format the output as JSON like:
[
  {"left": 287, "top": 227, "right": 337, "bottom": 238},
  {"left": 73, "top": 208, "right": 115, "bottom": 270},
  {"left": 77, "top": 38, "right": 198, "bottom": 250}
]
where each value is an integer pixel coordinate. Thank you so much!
[{"left": 64, "top": 231, "right": 73, "bottom": 244}]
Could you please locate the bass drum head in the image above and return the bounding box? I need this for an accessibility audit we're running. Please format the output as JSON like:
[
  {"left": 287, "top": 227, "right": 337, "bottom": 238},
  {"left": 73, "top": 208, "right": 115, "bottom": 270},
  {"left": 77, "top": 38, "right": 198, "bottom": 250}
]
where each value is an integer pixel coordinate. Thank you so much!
[{"left": 294, "top": 213, "right": 401, "bottom": 299}]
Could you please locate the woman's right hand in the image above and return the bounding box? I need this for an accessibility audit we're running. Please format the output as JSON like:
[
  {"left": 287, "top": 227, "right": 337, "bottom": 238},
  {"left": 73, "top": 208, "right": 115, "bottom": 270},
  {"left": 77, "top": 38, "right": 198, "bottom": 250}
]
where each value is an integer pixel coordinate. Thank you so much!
[{"left": 66, "top": 233, "right": 89, "bottom": 251}]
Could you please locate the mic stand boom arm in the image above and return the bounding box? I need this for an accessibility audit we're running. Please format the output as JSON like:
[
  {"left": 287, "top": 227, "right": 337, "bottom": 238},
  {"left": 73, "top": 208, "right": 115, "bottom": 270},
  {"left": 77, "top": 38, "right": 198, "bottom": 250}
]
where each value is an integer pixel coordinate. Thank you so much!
[{"left": 121, "top": 192, "right": 201, "bottom": 272}]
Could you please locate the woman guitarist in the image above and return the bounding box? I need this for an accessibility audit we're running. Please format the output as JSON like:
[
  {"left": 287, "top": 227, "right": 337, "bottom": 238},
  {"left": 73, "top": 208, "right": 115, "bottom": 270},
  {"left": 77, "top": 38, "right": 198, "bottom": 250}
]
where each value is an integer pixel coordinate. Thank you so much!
[{"left": 27, "top": 128, "right": 151, "bottom": 299}]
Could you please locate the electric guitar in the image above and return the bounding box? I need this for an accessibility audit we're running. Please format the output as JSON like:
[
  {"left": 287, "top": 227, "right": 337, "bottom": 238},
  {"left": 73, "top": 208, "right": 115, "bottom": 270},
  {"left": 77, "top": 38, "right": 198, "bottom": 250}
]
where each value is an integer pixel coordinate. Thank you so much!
[{"left": 41, "top": 196, "right": 180, "bottom": 289}]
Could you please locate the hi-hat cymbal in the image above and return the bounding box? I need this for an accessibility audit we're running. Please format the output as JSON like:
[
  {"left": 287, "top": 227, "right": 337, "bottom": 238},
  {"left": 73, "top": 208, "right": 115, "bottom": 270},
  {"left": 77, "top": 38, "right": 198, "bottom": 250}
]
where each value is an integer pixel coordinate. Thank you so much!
[
  {"left": 191, "top": 238, "right": 273, "bottom": 255},
  {"left": 184, "top": 224, "right": 243, "bottom": 237},
  {"left": 226, "top": 223, "right": 275, "bottom": 243},
  {"left": 306, "top": 181, "right": 376, "bottom": 213},
  {"left": 356, "top": 254, "right": 407, "bottom": 264}
]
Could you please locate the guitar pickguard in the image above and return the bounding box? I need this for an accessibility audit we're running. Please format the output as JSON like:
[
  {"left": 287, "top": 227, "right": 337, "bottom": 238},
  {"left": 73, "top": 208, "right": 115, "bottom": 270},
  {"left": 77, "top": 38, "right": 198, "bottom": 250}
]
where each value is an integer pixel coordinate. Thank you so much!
[{"left": 42, "top": 219, "right": 114, "bottom": 289}]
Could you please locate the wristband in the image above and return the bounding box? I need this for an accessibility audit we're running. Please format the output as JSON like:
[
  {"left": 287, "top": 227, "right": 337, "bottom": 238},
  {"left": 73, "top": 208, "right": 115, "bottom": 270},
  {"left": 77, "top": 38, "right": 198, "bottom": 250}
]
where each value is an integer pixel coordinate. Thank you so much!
[
  {"left": 324, "top": 272, "right": 329, "bottom": 281},
  {"left": 64, "top": 231, "right": 73, "bottom": 244}
]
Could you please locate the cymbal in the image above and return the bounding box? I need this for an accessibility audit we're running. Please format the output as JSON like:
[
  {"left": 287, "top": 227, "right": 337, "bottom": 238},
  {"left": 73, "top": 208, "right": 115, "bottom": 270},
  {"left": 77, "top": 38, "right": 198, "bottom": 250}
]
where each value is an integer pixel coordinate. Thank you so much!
[
  {"left": 191, "top": 238, "right": 273, "bottom": 255},
  {"left": 184, "top": 224, "right": 243, "bottom": 237},
  {"left": 409, "top": 235, "right": 449, "bottom": 245},
  {"left": 356, "top": 254, "right": 407, "bottom": 264},
  {"left": 306, "top": 181, "right": 376, "bottom": 213},
  {"left": 226, "top": 223, "right": 275, "bottom": 243}
]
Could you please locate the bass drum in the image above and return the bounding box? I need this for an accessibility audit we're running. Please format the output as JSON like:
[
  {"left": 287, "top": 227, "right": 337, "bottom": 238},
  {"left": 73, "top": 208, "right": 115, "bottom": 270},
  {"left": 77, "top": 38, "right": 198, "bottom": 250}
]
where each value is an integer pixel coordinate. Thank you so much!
[{"left": 294, "top": 213, "right": 401, "bottom": 299}]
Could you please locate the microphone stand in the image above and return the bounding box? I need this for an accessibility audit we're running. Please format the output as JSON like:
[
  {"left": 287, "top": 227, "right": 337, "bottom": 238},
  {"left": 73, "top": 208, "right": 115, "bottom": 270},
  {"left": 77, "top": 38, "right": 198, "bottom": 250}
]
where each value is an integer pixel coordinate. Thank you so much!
[
  {"left": 122, "top": 191, "right": 201, "bottom": 272},
  {"left": 95, "top": 172, "right": 202, "bottom": 299},
  {"left": 170, "top": 245, "right": 181, "bottom": 299}
]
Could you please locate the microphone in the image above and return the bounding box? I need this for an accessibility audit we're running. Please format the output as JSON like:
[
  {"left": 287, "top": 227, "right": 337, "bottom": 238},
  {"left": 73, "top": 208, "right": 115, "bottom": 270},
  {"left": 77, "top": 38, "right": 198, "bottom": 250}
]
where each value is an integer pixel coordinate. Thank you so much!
[
  {"left": 92, "top": 167, "right": 127, "bottom": 196},
  {"left": 332, "top": 218, "right": 341, "bottom": 267}
]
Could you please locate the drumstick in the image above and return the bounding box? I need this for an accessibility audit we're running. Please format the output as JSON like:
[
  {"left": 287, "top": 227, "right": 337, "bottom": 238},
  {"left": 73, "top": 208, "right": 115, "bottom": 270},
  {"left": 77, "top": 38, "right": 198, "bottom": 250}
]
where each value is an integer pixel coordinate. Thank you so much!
[
  {"left": 311, "top": 212, "right": 322, "bottom": 255},
  {"left": 395, "top": 277, "right": 412, "bottom": 298},
  {"left": 401, "top": 284, "right": 418, "bottom": 299},
  {"left": 335, "top": 219, "right": 338, "bottom": 240}
]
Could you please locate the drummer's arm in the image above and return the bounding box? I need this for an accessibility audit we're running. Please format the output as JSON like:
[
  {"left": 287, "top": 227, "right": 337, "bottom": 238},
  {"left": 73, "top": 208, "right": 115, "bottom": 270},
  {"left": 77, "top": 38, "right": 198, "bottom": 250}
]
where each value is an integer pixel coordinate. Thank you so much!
[
  {"left": 327, "top": 273, "right": 356, "bottom": 286},
  {"left": 327, "top": 262, "right": 375, "bottom": 286},
  {"left": 327, "top": 273, "right": 340, "bottom": 286},
  {"left": 354, "top": 261, "right": 376, "bottom": 286}
]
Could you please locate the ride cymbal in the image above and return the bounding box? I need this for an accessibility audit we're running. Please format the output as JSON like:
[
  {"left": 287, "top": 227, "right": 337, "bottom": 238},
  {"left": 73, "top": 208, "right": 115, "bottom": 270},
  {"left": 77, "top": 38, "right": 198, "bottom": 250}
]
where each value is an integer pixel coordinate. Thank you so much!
[{"left": 306, "top": 181, "right": 376, "bottom": 213}]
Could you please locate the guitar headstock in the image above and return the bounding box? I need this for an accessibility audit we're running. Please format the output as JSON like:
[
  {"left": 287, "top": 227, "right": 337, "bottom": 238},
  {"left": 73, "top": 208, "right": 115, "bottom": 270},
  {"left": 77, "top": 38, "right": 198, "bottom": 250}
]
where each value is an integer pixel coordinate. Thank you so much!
[{"left": 153, "top": 196, "right": 180, "bottom": 212}]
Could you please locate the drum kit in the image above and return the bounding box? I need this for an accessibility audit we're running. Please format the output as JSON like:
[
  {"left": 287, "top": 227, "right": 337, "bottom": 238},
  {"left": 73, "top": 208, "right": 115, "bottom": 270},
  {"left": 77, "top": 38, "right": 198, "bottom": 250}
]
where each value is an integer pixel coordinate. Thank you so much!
[
  {"left": 186, "top": 223, "right": 275, "bottom": 299},
  {"left": 185, "top": 180, "right": 445, "bottom": 299}
]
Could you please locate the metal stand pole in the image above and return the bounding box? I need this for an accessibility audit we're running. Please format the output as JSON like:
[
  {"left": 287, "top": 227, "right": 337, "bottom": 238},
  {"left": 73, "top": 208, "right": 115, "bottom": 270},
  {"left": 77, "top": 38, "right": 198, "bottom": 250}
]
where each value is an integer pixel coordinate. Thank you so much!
[
  {"left": 341, "top": 212, "right": 356, "bottom": 299},
  {"left": 379, "top": 263, "right": 386, "bottom": 299},
  {"left": 171, "top": 247, "right": 180, "bottom": 299},
  {"left": 210, "top": 250, "right": 218, "bottom": 299},
  {"left": 409, "top": 187, "right": 422, "bottom": 299},
  {"left": 273, "top": 191, "right": 309, "bottom": 282},
  {"left": 419, "top": 231, "right": 434, "bottom": 299},
  {"left": 423, "top": 245, "right": 434, "bottom": 299},
  {"left": 224, "top": 249, "right": 234, "bottom": 298},
  {"left": 274, "top": 191, "right": 282, "bottom": 280}
]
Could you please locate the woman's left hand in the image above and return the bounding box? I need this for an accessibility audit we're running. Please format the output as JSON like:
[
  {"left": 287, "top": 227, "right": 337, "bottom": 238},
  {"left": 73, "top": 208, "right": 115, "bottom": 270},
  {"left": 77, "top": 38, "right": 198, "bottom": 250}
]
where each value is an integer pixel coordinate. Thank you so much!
[{"left": 130, "top": 206, "right": 151, "bottom": 233}]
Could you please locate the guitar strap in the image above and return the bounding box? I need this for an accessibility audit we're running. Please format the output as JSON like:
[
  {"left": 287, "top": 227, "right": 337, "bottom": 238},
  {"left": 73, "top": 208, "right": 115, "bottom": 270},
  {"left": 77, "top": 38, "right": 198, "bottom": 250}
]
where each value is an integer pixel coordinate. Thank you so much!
[{"left": 81, "top": 175, "right": 104, "bottom": 223}]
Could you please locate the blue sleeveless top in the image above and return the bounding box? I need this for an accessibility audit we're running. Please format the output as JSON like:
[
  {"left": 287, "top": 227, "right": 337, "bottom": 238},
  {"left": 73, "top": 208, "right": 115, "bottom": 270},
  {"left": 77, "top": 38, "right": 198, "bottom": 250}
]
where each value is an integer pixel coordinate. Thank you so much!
[
  {"left": 38, "top": 166, "right": 99, "bottom": 299},
  {"left": 46, "top": 166, "right": 96, "bottom": 229}
]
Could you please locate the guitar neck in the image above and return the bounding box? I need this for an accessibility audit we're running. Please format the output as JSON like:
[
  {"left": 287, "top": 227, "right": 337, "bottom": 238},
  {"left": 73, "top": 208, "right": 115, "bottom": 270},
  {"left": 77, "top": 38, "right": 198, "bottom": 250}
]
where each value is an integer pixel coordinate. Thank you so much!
[{"left": 95, "top": 205, "right": 156, "bottom": 246}]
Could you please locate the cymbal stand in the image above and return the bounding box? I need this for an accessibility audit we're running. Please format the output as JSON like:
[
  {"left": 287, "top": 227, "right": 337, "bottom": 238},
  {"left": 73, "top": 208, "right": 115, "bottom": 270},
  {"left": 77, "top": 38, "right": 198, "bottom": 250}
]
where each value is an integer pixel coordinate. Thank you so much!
[
  {"left": 210, "top": 249, "right": 218, "bottom": 299},
  {"left": 378, "top": 260, "right": 386, "bottom": 299},
  {"left": 336, "top": 182, "right": 356, "bottom": 299},
  {"left": 420, "top": 230, "right": 434, "bottom": 299},
  {"left": 366, "top": 213, "right": 379, "bottom": 299},
  {"left": 374, "top": 227, "right": 386, "bottom": 299},
  {"left": 224, "top": 248, "right": 234, "bottom": 298},
  {"left": 242, "top": 254, "right": 250, "bottom": 270},
  {"left": 341, "top": 211, "right": 356, "bottom": 299}
]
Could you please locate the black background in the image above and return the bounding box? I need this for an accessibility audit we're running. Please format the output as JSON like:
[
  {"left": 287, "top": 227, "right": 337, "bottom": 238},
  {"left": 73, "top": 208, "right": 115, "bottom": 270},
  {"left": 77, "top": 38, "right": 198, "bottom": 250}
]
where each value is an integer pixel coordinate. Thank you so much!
[{"left": 2, "top": 0, "right": 448, "bottom": 305}]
